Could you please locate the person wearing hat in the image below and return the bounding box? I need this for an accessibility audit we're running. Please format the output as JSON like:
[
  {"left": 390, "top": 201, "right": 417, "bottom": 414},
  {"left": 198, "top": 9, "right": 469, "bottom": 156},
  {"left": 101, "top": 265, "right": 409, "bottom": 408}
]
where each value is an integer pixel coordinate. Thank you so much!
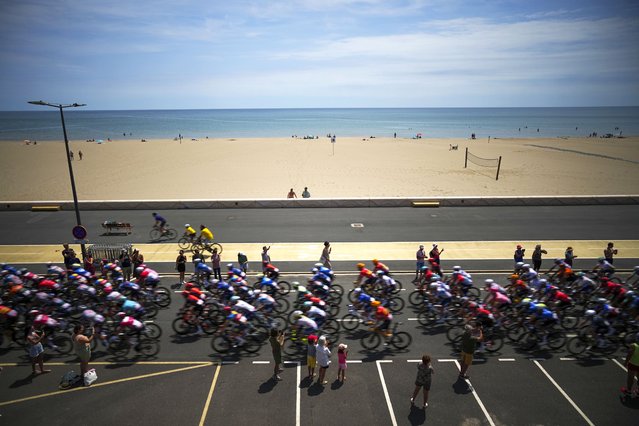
[
  {"left": 307, "top": 335, "right": 318, "bottom": 378},
  {"left": 415, "top": 245, "right": 426, "bottom": 281},
  {"left": 514, "top": 244, "right": 525, "bottom": 266},
  {"left": 316, "top": 335, "right": 331, "bottom": 385},
  {"left": 564, "top": 246, "right": 577, "bottom": 267},
  {"left": 337, "top": 343, "right": 349, "bottom": 382}
]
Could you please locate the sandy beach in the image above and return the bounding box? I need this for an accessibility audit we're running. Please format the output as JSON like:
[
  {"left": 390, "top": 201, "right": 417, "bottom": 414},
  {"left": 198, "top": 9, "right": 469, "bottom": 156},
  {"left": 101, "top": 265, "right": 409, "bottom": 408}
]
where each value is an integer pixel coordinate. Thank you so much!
[{"left": 0, "top": 136, "right": 638, "bottom": 201}]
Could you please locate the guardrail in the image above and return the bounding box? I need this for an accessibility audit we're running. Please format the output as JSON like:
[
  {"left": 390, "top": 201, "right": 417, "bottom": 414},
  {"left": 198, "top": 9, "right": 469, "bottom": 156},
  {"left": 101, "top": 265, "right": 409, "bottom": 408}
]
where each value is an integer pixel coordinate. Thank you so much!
[{"left": 1, "top": 195, "right": 638, "bottom": 211}]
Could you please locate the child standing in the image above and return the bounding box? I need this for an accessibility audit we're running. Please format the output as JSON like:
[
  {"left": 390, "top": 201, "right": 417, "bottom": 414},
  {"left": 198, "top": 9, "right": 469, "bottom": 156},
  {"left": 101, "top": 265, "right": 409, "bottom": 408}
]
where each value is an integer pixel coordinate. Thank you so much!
[
  {"left": 307, "top": 335, "right": 318, "bottom": 378},
  {"left": 411, "top": 353, "right": 434, "bottom": 409},
  {"left": 337, "top": 343, "right": 348, "bottom": 382}
]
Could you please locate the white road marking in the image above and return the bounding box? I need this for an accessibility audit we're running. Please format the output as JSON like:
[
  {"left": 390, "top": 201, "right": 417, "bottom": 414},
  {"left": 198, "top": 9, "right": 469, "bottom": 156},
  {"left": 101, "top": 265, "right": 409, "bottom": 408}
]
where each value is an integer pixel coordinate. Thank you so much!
[
  {"left": 498, "top": 358, "right": 516, "bottom": 362},
  {"left": 252, "top": 361, "right": 270, "bottom": 364},
  {"left": 533, "top": 360, "right": 595, "bottom": 426},
  {"left": 559, "top": 357, "right": 576, "bottom": 361},
  {"left": 437, "top": 359, "right": 457, "bottom": 362},
  {"left": 407, "top": 359, "right": 421, "bottom": 363},
  {"left": 375, "top": 360, "right": 398, "bottom": 426},
  {"left": 453, "top": 360, "right": 496, "bottom": 426},
  {"left": 346, "top": 360, "right": 362, "bottom": 364},
  {"left": 612, "top": 358, "right": 628, "bottom": 372}
]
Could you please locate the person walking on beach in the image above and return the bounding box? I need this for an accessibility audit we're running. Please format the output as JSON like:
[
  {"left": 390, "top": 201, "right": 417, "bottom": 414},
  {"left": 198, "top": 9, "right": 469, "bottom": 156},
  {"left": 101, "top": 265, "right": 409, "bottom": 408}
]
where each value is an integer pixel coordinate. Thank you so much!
[
  {"left": 287, "top": 188, "right": 297, "bottom": 198},
  {"left": 302, "top": 187, "right": 311, "bottom": 198},
  {"left": 532, "top": 244, "right": 548, "bottom": 272},
  {"left": 320, "top": 241, "right": 332, "bottom": 269},
  {"left": 411, "top": 353, "right": 434, "bottom": 409},
  {"left": 78, "top": 150, "right": 83, "bottom": 160},
  {"left": 564, "top": 246, "right": 577, "bottom": 267},
  {"left": 415, "top": 245, "right": 426, "bottom": 281},
  {"left": 269, "top": 329, "right": 285, "bottom": 381},
  {"left": 459, "top": 323, "right": 482, "bottom": 380},
  {"left": 604, "top": 242, "right": 618, "bottom": 264}
]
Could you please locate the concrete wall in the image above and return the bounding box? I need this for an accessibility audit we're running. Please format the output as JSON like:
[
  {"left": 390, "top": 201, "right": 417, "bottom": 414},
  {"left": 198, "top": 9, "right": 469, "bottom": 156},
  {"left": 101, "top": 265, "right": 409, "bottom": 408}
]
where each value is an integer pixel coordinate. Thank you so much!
[{"left": 2, "top": 195, "right": 639, "bottom": 211}]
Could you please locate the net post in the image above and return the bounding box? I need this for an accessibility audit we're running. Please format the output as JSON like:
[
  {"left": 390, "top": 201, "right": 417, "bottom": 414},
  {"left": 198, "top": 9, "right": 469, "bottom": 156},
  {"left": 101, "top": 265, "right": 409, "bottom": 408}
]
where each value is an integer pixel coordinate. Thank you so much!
[
  {"left": 464, "top": 147, "right": 468, "bottom": 168},
  {"left": 496, "top": 156, "right": 502, "bottom": 180}
]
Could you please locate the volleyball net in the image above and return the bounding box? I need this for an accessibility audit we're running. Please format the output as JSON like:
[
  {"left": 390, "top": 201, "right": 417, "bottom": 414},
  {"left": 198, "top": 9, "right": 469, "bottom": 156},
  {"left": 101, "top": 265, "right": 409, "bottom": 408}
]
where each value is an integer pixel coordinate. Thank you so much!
[{"left": 464, "top": 148, "right": 502, "bottom": 180}]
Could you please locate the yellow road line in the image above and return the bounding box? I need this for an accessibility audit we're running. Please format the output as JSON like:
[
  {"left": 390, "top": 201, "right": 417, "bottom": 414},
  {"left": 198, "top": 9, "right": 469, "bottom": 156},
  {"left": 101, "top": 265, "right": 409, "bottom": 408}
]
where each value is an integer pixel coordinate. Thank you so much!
[
  {"left": 0, "top": 240, "right": 638, "bottom": 263},
  {"left": 198, "top": 363, "right": 222, "bottom": 426},
  {"left": 0, "top": 362, "right": 212, "bottom": 407}
]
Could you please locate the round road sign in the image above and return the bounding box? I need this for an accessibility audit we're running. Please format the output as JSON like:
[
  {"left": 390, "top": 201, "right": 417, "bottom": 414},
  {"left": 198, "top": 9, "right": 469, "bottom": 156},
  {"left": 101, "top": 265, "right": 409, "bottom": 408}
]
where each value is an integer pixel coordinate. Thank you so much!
[{"left": 72, "top": 225, "right": 87, "bottom": 240}]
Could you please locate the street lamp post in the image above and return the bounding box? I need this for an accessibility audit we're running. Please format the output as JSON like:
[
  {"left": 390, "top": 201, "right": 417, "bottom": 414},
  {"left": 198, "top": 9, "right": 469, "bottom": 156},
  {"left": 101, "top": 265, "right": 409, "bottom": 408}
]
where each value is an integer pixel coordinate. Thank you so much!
[{"left": 28, "top": 101, "right": 87, "bottom": 260}]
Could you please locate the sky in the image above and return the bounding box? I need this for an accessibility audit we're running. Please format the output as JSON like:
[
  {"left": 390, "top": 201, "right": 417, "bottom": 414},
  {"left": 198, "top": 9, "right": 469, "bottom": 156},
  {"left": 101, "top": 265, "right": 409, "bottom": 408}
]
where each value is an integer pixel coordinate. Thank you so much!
[{"left": 1, "top": 0, "right": 638, "bottom": 110}]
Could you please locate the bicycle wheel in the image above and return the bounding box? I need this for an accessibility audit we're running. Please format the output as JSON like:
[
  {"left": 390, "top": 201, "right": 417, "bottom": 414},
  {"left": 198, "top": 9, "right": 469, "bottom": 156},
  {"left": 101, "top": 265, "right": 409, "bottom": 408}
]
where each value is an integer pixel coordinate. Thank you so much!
[
  {"left": 144, "top": 323, "right": 163, "bottom": 340},
  {"left": 391, "top": 279, "right": 403, "bottom": 294},
  {"left": 283, "top": 337, "right": 303, "bottom": 356},
  {"left": 547, "top": 331, "right": 567, "bottom": 350},
  {"left": 417, "top": 310, "right": 437, "bottom": 327},
  {"left": 270, "top": 315, "right": 288, "bottom": 330},
  {"left": 149, "top": 229, "right": 161, "bottom": 241},
  {"left": 466, "top": 287, "right": 481, "bottom": 300},
  {"left": 211, "top": 335, "right": 231, "bottom": 353},
  {"left": 347, "top": 289, "right": 359, "bottom": 304},
  {"left": 108, "top": 338, "right": 130, "bottom": 357},
  {"left": 277, "top": 280, "right": 291, "bottom": 296},
  {"left": 53, "top": 335, "right": 74, "bottom": 355},
  {"left": 210, "top": 243, "right": 223, "bottom": 254},
  {"left": 274, "top": 298, "right": 290, "bottom": 314},
  {"left": 243, "top": 336, "right": 262, "bottom": 354},
  {"left": 166, "top": 228, "right": 178, "bottom": 240},
  {"left": 360, "top": 332, "right": 382, "bottom": 350},
  {"left": 178, "top": 237, "right": 191, "bottom": 250},
  {"left": 137, "top": 339, "right": 160, "bottom": 357},
  {"left": 330, "top": 283, "right": 345, "bottom": 296},
  {"left": 518, "top": 332, "right": 539, "bottom": 351},
  {"left": 200, "top": 319, "right": 218, "bottom": 335},
  {"left": 172, "top": 318, "right": 194, "bottom": 335},
  {"left": 340, "top": 314, "right": 361, "bottom": 331},
  {"left": 11, "top": 328, "right": 26, "bottom": 348},
  {"left": 142, "top": 304, "right": 158, "bottom": 320},
  {"left": 153, "top": 287, "right": 172, "bottom": 308},
  {"left": 321, "top": 319, "right": 340, "bottom": 336},
  {"left": 386, "top": 296, "right": 404, "bottom": 313},
  {"left": 566, "top": 336, "right": 588, "bottom": 355},
  {"left": 408, "top": 290, "right": 425, "bottom": 307},
  {"left": 391, "top": 331, "right": 412, "bottom": 350},
  {"left": 446, "top": 326, "right": 465, "bottom": 343},
  {"left": 484, "top": 334, "right": 504, "bottom": 353}
]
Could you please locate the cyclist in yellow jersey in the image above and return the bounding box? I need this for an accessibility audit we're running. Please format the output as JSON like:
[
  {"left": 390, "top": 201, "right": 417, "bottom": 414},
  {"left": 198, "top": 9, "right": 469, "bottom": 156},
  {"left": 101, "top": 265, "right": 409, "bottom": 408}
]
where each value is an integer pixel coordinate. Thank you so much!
[
  {"left": 199, "top": 225, "right": 214, "bottom": 244},
  {"left": 184, "top": 224, "right": 197, "bottom": 242}
]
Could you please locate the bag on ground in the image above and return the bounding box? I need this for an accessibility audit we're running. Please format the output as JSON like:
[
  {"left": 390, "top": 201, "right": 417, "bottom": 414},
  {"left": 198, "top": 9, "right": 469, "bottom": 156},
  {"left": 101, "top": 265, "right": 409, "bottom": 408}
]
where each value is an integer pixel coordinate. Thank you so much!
[
  {"left": 84, "top": 368, "right": 98, "bottom": 386},
  {"left": 59, "top": 370, "right": 81, "bottom": 389}
]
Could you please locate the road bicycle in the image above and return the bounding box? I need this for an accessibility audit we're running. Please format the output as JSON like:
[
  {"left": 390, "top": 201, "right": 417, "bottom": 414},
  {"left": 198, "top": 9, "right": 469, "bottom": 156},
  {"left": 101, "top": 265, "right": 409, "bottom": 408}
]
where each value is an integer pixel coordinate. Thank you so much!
[
  {"left": 149, "top": 224, "right": 178, "bottom": 242},
  {"left": 360, "top": 322, "right": 412, "bottom": 350}
]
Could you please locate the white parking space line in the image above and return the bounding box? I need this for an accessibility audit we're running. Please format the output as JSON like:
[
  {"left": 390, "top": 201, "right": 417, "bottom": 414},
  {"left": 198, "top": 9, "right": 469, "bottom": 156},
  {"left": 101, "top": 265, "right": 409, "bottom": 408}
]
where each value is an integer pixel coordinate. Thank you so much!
[
  {"left": 453, "top": 360, "right": 496, "bottom": 426},
  {"left": 375, "top": 360, "right": 398, "bottom": 426},
  {"left": 438, "top": 359, "right": 457, "bottom": 362},
  {"left": 612, "top": 358, "right": 628, "bottom": 372},
  {"left": 407, "top": 360, "right": 421, "bottom": 363},
  {"left": 252, "top": 361, "right": 270, "bottom": 364},
  {"left": 282, "top": 361, "right": 302, "bottom": 426},
  {"left": 346, "top": 360, "right": 362, "bottom": 364},
  {"left": 533, "top": 360, "right": 595, "bottom": 426},
  {"left": 498, "top": 358, "right": 516, "bottom": 362},
  {"left": 559, "top": 357, "right": 577, "bottom": 361}
]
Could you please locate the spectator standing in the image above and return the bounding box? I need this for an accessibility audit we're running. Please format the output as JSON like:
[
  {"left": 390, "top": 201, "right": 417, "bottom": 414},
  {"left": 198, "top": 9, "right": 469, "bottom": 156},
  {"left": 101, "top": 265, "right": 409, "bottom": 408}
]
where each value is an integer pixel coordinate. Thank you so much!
[
  {"left": 192, "top": 249, "right": 205, "bottom": 265},
  {"left": 459, "top": 323, "right": 482, "bottom": 380},
  {"left": 61, "top": 244, "right": 74, "bottom": 270},
  {"left": 307, "top": 335, "right": 318, "bottom": 378},
  {"left": 269, "top": 329, "right": 285, "bottom": 381},
  {"left": 132, "top": 249, "right": 144, "bottom": 268},
  {"left": 175, "top": 250, "right": 187, "bottom": 286},
  {"left": 623, "top": 334, "right": 639, "bottom": 397},
  {"left": 415, "top": 245, "right": 426, "bottom": 281},
  {"left": 316, "top": 335, "right": 331, "bottom": 385},
  {"left": 429, "top": 244, "right": 444, "bottom": 264},
  {"left": 411, "top": 353, "right": 434, "bottom": 409},
  {"left": 320, "top": 241, "right": 332, "bottom": 269},
  {"left": 514, "top": 245, "right": 525, "bottom": 265},
  {"left": 238, "top": 252, "right": 248, "bottom": 273},
  {"left": 337, "top": 343, "right": 348, "bottom": 382},
  {"left": 564, "top": 246, "right": 577, "bottom": 267},
  {"left": 287, "top": 188, "right": 297, "bottom": 198},
  {"left": 119, "top": 249, "right": 133, "bottom": 281},
  {"left": 72, "top": 324, "right": 94, "bottom": 380},
  {"left": 302, "top": 187, "right": 311, "bottom": 198},
  {"left": 211, "top": 248, "right": 222, "bottom": 280},
  {"left": 261, "top": 246, "right": 271, "bottom": 272},
  {"left": 531, "top": 244, "right": 548, "bottom": 272},
  {"left": 78, "top": 150, "right": 83, "bottom": 160},
  {"left": 604, "top": 242, "right": 618, "bottom": 264},
  {"left": 84, "top": 251, "right": 96, "bottom": 275},
  {"left": 27, "top": 324, "right": 50, "bottom": 375},
  {"left": 69, "top": 150, "right": 74, "bottom": 160}
]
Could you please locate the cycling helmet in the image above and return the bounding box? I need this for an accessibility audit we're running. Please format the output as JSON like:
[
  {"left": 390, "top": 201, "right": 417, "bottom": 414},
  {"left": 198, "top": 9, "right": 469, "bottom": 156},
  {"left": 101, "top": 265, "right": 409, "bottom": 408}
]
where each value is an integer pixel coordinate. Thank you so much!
[
  {"left": 185, "top": 283, "right": 195, "bottom": 290},
  {"left": 184, "top": 224, "right": 190, "bottom": 227},
  {"left": 303, "top": 301, "right": 313, "bottom": 307},
  {"left": 515, "top": 262, "right": 524, "bottom": 268},
  {"left": 522, "top": 264, "right": 530, "bottom": 269},
  {"left": 597, "top": 257, "right": 605, "bottom": 262},
  {"left": 253, "top": 289, "right": 261, "bottom": 295},
  {"left": 554, "top": 258, "right": 563, "bottom": 264},
  {"left": 135, "top": 266, "right": 144, "bottom": 274},
  {"left": 510, "top": 274, "right": 519, "bottom": 280},
  {"left": 584, "top": 309, "right": 596, "bottom": 317},
  {"left": 314, "top": 263, "right": 323, "bottom": 268},
  {"left": 430, "top": 274, "right": 441, "bottom": 282},
  {"left": 371, "top": 300, "right": 381, "bottom": 307},
  {"left": 356, "top": 263, "right": 365, "bottom": 269},
  {"left": 430, "top": 283, "right": 439, "bottom": 290},
  {"left": 453, "top": 266, "right": 461, "bottom": 271},
  {"left": 353, "top": 287, "right": 362, "bottom": 294},
  {"left": 292, "top": 281, "right": 300, "bottom": 288},
  {"left": 484, "top": 279, "right": 494, "bottom": 285},
  {"left": 230, "top": 296, "right": 240, "bottom": 302},
  {"left": 376, "top": 270, "right": 384, "bottom": 276},
  {"left": 311, "top": 268, "right": 318, "bottom": 273},
  {"left": 292, "top": 310, "right": 303, "bottom": 319},
  {"left": 372, "top": 259, "right": 379, "bottom": 264},
  {"left": 223, "top": 306, "right": 232, "bottom": 312},
  {"left": 596, "top": 297, "right": 607, "bottom": 304},
  {"left": 634, "top": 266, "right": 639, "bottom": 273}
]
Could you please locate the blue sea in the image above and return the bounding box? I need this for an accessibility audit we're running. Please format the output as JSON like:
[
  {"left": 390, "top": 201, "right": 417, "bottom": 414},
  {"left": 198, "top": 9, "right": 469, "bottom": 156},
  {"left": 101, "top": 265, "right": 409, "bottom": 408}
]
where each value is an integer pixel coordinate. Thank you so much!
[{"left": 0, "top": 107, "right": 637, "bottom": 141}]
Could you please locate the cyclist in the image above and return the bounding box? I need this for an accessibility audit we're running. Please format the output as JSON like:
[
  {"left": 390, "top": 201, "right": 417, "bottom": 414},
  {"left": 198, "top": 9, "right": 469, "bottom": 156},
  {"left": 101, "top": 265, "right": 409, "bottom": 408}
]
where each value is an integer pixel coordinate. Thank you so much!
[
  {"left": 152, "top": 212, "right": 167, "bottom": 235},
  {"left": 291, "top": 310, "right": 319, "bottom": 338},
  {"left": 302, "top": 301, "right": 327, "bottom": 327},
  {"left": 198, "top": 225, "right": 214, "bottom": 247},
  {"left": 584, "top": 309, "right": 614, "bottom": 349},
  {"left": 229, "top": 295, "right": 256, "bottom": 319},
  {"left": 372, "top": 259, "right": 390, "bottom": 275},
  {"left": 593, "top": 257, "right": 615, "bottom": 277},
  {"left": 374, "top": 305, "right": 393, "bottom": 337},
  {"left": 354, "top": 263, "right": 375, "bottom": 288},
  {"left": 262, "top": 262, "right": 280, "bottom": 280},
  {"left": 376, "top": 270, "right": 398, "bottom": 296},
  {"left": 184, "top": 224, "right": 197, "bottom": 241},
  {"left": 450, "top": 267, "right": 473, "bottom": 297},
  {"left": 254, "top": 290, "right": 277, "bottom": 314}
]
